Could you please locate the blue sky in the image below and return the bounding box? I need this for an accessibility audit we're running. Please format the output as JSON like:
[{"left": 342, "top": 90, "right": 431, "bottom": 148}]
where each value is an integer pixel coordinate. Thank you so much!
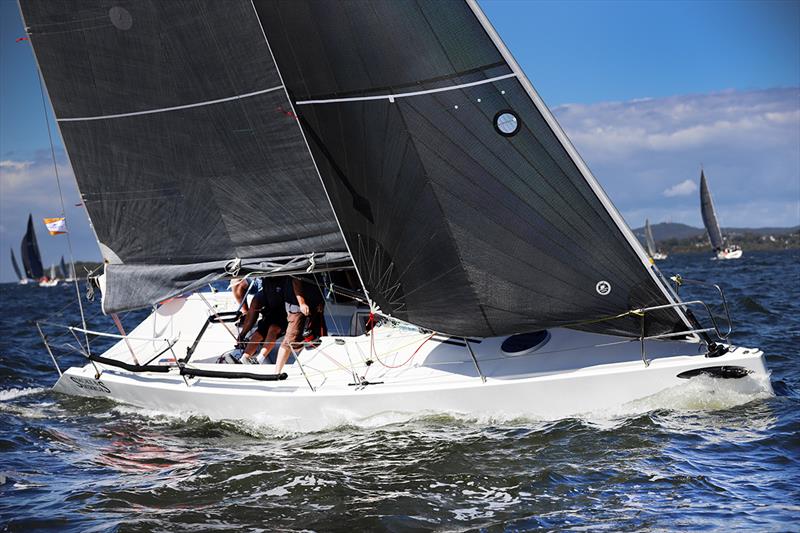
[{"left": 1, "top": 0, "right": 798, "bottom": 282}]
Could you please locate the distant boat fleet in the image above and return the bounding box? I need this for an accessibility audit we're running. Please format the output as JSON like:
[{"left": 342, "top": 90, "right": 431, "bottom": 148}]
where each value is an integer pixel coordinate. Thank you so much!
[
  {"left": 645, "top": 169, "right": 742, "bottom": 261},
  {"left": 9, "top": 213, "right": 75, "bottom": 287}
]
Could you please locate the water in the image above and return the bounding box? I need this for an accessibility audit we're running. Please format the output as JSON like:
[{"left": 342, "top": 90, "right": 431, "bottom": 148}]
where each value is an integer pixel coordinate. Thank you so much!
[{"left": 1, "top": 251, "right": 798, "bottom": 531}]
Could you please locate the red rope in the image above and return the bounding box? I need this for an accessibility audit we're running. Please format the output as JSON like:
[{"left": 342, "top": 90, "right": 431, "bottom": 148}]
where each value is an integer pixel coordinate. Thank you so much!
[{"left": 373, "top": 331, "right": 435, "bottom": 369}]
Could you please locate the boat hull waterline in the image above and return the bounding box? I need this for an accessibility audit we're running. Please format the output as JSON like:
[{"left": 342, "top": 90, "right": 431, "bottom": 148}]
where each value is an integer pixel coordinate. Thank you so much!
[
  {"left": 715, "top": 249, "right": 744, "bottom": 260},
  {"left": 52, "top": 346, "right": 771, "bottom": 430},
  {"left": 50, "top": 295, "right": 771, "bottom": 430}
]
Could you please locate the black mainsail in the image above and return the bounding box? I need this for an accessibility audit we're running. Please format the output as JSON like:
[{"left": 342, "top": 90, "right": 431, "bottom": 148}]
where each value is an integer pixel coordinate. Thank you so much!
[
  {"left": 59, "top": 256, "right": 68, "bottom": 280},
  {"left": 10, "top": 248, "right": 23, "bottom": 281},
  {"left": 19, "top": 0, "right": 349, "bottom": 312},
  {"left": 22, "top": 0, "right": 690, "bottom": 338},
  {"left": 20, "top": 214, "right": 44, "bottom": 280},
  {"left": 699, "top": 170, "right": 724, "bottom": 251}
]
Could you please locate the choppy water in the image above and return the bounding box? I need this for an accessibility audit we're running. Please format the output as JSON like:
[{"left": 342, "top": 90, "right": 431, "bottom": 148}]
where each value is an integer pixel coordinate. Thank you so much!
[{"left": 1, "top": 250, "right": 798, "bottom": 531}]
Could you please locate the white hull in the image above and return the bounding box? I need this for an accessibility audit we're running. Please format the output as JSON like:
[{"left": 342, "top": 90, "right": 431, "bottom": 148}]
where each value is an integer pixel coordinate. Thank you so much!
[
  {"left": 652, "top": 252, "right": 668, "bottom": 261},
  {"left": 716, "top": 249, "right": 743, "bottom": 260},
  {"left": 38, "top": 279, "right": 60, "bottom": 287},
  {"left": 51, "top": 293, "right": 772, "bottom": 430}
]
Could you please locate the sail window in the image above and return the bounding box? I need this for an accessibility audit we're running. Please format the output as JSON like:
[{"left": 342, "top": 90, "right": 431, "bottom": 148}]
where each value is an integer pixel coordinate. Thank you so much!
[
  {"left": 501, "top": 330, "right": 550, "bottom": 355},
  {"left": 494, "top": 110, "right": 520, "bottom": 136}
]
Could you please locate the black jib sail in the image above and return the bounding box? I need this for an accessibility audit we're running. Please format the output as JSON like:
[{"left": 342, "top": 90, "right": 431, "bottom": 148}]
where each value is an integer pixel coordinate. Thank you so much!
[
  {"left": 10, "top": 248, "right": 23, "bottom": 281},
  {"left": 645, "top": 220, "right": 657, "bottom": 257},
  {"left": 59, "top": 256, "right": 67, "bottom": 280},
  {"left": 253, "top": 0, "right": 688, "bottom": 337},
  {"left": 20, "top": 214, "right": 44, "bottom": 280},
  {"left": 19, "top": 0, "right": 349, "bottom": 313},
  {"left": 700, "top": 170, "right": 724, "bottom": 251}
]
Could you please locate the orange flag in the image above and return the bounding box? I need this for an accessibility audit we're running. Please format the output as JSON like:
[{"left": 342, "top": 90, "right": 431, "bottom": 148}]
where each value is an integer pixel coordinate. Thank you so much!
[{"left": 43, "top": 217, "right": 67, "bottom": 235}]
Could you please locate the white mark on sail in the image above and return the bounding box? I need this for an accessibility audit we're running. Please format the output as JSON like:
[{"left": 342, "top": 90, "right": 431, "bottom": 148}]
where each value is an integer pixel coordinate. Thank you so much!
[
  {"left": 57, "top": 85, "right": 285, "bottom": 122},
  {"left": 596, "top": 281, "right": 611, "bottom": 296},
  {"left": 295, "top": 73, "right": 517, "bottom": 106},
  {"left": 109, "top": 7, "right": 132, "bottom": 31}
]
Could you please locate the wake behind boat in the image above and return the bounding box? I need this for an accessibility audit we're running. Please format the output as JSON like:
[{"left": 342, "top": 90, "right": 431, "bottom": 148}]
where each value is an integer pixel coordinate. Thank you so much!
[
  {"left": 700, "top": 170, "right": 743, "bottom": 260},
  {"left": 22, "top": 0, "right": 771, "bottom": 424}
]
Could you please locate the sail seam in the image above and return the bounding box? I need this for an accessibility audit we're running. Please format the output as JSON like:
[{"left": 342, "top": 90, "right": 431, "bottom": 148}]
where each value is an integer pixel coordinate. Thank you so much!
[
  {"left": 56, "top": 85, "right": 285, "bottom": 122},
  {"left": 294, "top": 73, "right": 517, "bottom": 105}
]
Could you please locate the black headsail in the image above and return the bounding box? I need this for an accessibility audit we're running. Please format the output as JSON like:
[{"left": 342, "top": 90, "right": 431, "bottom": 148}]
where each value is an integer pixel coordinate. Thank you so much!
[
  {"left": 252, "top": 0, "right": 690, "bottom": 338},
  {"left": 700, "top": 170, "right": 724, "bottom": 251},
  {"left": 20, "top": 214, "right": 44, "bottom": 280},
  {"left": 19, "top": 0, "right": 349, "bottom": 313},
  {"left": 10, "top": 248, "right": 23, "bottom": 281}
]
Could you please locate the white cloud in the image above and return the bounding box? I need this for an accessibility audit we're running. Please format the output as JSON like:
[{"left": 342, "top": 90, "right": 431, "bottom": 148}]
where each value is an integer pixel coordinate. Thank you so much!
[
  {"left": 553, "top": 87, "right": 800, "bottom": 228},
  {"left": 662, "top": 179, "right": 698, "bottom": 197},
  {"left": 0, "top": 159, "right": 33, "bottom": 172}
]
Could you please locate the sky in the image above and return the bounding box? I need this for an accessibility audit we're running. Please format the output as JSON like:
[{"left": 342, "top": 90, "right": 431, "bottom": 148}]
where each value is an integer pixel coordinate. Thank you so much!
[{"left": 0, "top": 0, "right": 799, "bottom": 282}]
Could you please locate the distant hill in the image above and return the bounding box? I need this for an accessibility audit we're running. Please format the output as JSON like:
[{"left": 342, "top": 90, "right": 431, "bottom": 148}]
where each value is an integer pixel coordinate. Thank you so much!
[
  {"left": 632, "top": 222, "right": 799, "bottom": 253},
  {"left": 633, "top": 222, "right": 799, "bottom": 242}
]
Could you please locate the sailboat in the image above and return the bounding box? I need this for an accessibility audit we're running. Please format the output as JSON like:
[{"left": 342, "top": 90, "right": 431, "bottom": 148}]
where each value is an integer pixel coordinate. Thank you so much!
[
  {"left": 10, "top": 248, "right": 28, "bottom": 284},
  {"left": 40, "top": 264, "right": 60, "bottom": 287},
  {"left": 22, "top": 1, "right": 770, "bottom": 427},
  {"left": 20, "top": 214, "right": 44, "bottom": 284},
  {"left": 644, "top": 219, "right": 668, "bottom": 261},
  {"left": 700, "top": 170, "right": 742, "bottom": 260}
]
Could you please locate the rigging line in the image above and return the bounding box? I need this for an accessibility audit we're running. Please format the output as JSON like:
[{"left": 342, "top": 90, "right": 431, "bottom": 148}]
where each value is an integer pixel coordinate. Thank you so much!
[
  {"left": 34, "top": 66, "right": 91, "bottom": 355},
  {"left": 295, "top": 73, "right": 517, "bottom": 105},
  {"left": 56, "top": 85, "right": 284, "bottom": 122}
]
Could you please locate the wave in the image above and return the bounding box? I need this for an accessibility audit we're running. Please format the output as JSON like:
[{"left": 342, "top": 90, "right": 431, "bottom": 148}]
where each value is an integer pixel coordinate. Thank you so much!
[{"left": 0, "top": 387, "right": 46, "bottom": 401}]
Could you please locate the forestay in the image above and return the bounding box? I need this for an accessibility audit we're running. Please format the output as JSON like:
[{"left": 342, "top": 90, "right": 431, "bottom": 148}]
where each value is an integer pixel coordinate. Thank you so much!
[
  {"left": 19, "top": 0, "right": 349, "bottom": 313},
  {"left": 700, "top": 171, "right": 724, "bottom": 251},
  {"left": 254, "top": 0, "right": 686, "bottom": 338}
]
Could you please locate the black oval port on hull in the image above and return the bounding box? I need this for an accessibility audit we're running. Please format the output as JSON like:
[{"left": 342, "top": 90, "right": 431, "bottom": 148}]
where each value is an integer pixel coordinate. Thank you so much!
[
  {"left": 677, "top": 366, "right": 752, "bottom": 380},
  {"left": 501, "top": 331, "right": 550, "bottom": 355}
]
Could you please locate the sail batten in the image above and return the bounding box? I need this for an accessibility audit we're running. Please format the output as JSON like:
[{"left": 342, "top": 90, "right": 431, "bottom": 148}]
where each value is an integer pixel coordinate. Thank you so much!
[{"left": 56, "top": 85, "right": 285, "bottom": 123}]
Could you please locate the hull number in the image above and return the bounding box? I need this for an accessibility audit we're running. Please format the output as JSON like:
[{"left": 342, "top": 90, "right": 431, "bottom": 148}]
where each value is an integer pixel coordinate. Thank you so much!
[{"left": 69, "top": 375, "right": 111, "bottom": 394}]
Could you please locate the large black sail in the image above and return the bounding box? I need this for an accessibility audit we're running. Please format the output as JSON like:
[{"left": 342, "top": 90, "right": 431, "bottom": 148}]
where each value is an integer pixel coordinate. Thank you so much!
[
  {"left": 20, "top": 0, "right": 348, "bottom": 312},
  {"left": 10, "top": 249, "right": 23, "bottom": 281},
  {"left": 20, "top": 214, "right": 44, "bottom": 280},
  {"left": 255, "top": 0, "right": 686, "bottom": 338},
  {"left": 700, "top": 170, "right": 724, "bottom": 251}
]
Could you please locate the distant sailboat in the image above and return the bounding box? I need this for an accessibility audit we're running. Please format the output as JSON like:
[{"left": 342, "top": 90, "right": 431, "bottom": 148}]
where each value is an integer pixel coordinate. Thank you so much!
[
  {"left": 700, "top": 170, "right": 742, "bottom": 260},
  {"left": 59, "top": 256, "right": 68, "bottom": 279},
  {"left": 40, "top": 264, "right": 60, "bottom": 287},
  {"left": 10, "top": 248, "right": 27, "bottom": 284},
  {"left": 644, "top": 219, "right": 668, "bottom": 261},
  {"left": 20, "top": 214, "right": 44, "bottom": 282}
]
